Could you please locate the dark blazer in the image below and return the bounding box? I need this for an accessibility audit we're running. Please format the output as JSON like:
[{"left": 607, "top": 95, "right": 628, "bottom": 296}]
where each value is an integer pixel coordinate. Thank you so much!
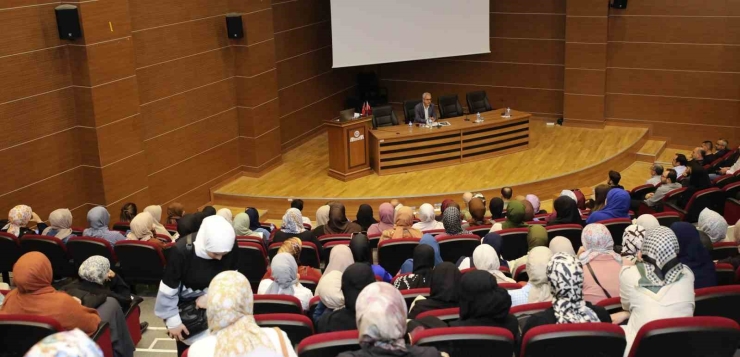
[{"left": 414, "top": 102, "right": 436, "bottom": 123}]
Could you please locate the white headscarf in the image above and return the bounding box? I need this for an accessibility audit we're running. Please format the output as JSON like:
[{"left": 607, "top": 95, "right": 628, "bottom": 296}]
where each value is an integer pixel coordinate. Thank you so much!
[
  {"left": 315, "top": 245, "right": 354, "bottom": 309},
  {"left": 315, "top": 205, "right": 330, "bottom": 227},
  {"left": 216, "top": 208, "right": 233, "bottom": 224},
  {"left": 526, "top": 246, "right": 553, "bottom": 303},
  {"left": 41, "top": 208, "right": 73, "bottom": 239},
  {"left": 635, "top": 214, "right": 659, "bottom": 230},
  {"left": 412, "top": 203, "right": 443, "bottom": 231},
  {"left": 560, "top": 190, "right": 578, "bottom": 203},
  {"left": 194, "top": 216, "right": 236, "bottom": 259},
  {"left": 266, "top": 253, "right": 298, "bottom": 295},
  {"left": 698, "top": 208, "right": 728, "bottom": 243},
  {"left": 281, "top": 208, "right": 304, "bottom": 234},
  {"left": 355, "top": 282, "right": 408, "bottom": 351},
  {"left": 472, "top": 245, "right": 515, "bottom": 283}
]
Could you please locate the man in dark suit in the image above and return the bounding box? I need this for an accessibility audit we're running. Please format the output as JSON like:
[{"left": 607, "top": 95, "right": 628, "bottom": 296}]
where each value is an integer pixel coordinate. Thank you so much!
[{"left": 414, "top": 92, "right": 436, "bottom": 124}]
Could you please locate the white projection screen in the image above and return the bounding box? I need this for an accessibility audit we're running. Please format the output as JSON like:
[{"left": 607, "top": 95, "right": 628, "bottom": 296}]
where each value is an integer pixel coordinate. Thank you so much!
[{"left": 330, "top": 0, "right": 490, "bottom": 68}]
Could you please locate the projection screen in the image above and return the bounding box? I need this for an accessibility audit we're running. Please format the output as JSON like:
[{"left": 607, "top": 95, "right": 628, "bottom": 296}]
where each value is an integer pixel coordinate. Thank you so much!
[{"left": 330, "top": 0, "right": 490, "bottom": 68}]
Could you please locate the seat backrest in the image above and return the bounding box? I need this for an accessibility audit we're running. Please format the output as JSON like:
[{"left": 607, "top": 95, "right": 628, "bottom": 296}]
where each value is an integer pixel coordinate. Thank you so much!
[
  {"left": 684, "top": 187, "right": 724, "bottom": 222},
  {"left": 413, "top": 326, "right": 514, "bottom": 357},
  {"left": 415, "top": 307, "right": 460, "bottom": 324},
  {"left": 111, "top": 222, "right": 130, "bottom": 232},
  {"left": 114, "top": 240, "right": 167, "bottom": 285},
  {"left": 436, "top": 234, "right": 480, "bottom": 263},
  {"left": 237, "top": 242, "right": 268, "bottom": 287},
  {"left": 499, "top": 283, "right": 522, "bottom": 290},
  {"left": 0, "top": 314, "right": 63, "bottom": 355},
  {"left": 711, "top": 242, "right": 739, "bottom": 261},
  {"left": 300, "top": 275, "right": 320, "bottom": 294},
  {"left": 422, "top": 229, "right": 445, "bottom": 237},
  {"left": 438, "top": 94, "right": 463, "bottom": 119},
  {"left": 595, "top": 296, "right": 623, "bottom": 314},
  {"left": 514, "top": 264, "right": 528, "bottom": 281},
  {"left": 21, "top": 235, "right": 74, "bottom": 278},
  {"left": 714, "top": 174, "right": 737, "bottom": 189},
  {"left": 466, "top": 91, "right": 493, "bottom": 114},
  {"left": 630, "top": 184, "right": 657, "bottom": 200},
  {"left": 546, "top": 224, "right": 583, "bottom": 251},
  {"left": 371, "top": 105, "right": 398, "bottom": 128},
  {"left": 628, "top": 316, "right": 740, "bottom": 357},
  {"left": 468, "top": 225, "right": 493, "bottom": 238},
  {"left": 511, "top": 302, "right": 552, "bottom": 330},
  {"left": 0, "top": 232, "right": 21, "bottom": 272},
  {"left": 694, "top": 285, "right": 740, "bottom": 325},
  {"left": 297, "top": 330, "right": 360, "bottom": 357},
  {"left": 497, "top": 228, "right": 529, "bottom": 260},
  {"left": 724, "top": 181, "right": 740, "bottom": 200},
  {"left": 400, "top": 288, "right": 430, "bottom": 310},
  {"left": 318, "top": 234, "right": 353, "bottom": 244},
  {"left": 521, "top": 323, "right": 625, "bottom": 357},
  {"left": 253, "top": 294, "right": 303, "bottom": 314},
  {"left": 323, "top": 240, "right": 351, "bottom": 266},
  {"left": 300, "top": 242, "right": 321, "bottom": 269},
  {"left": 254, "top": 313, "right": 314, "bottom": 344},
  {"left": 597, "top": 218, "right": 632, "bottom": 246},
  {"left": 715, "top": 262, "right": 737, "bottom": 286},
  {"left": 403, "top": 99, "right": 422, "bottom": 124},
  {"left": 67, "top": 236, "right": 117, "bottom": 268},
  {"left": 236, "top": 235, "right": 264, "bottom": 245},
  {"left": 377, "top": 238, "right": 420, "bottom": 275},
  {"left": 651, "top": 212, "right": 681, "bottom": 227}
]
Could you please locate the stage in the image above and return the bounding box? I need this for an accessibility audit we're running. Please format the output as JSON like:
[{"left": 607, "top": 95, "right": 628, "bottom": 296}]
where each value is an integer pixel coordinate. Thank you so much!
[{"left": 212, "top": 121, "right": 649, "bottom": 219}]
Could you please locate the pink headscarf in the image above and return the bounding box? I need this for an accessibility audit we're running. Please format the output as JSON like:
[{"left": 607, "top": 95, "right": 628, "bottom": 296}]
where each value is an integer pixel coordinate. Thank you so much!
[
  {"left": 355, "top": 282, "right": 408, "bottom": 351},
  {"left": 376, "top": 203, "right": 395, "bottom": 231},
  {"left": 526, "top": 194, "right": 541, "bottom": 213},
  {"left": 579, "top": 223, "right": 622, "bottom": 264}
]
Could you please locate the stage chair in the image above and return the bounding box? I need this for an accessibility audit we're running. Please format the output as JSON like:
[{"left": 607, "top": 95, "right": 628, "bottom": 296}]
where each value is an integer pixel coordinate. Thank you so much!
[
  {"left": 413, "top": 326, "right": 514, "bottom": 356},
  {"left": 114, "top": 240, "right": 169, "bottom": 285},
  {"left": 497, "top": 228, "right": 529, "bottom": 260},
  {"left": 21, "top": 235, "right": 75, "bottom": 278},
  {"left": 627, "top": 317, "right": 740, "bottom": 357},
  {"left": 438, "top": 94, "right": 463, "bottom": 119},
  {"left": 466, "top": 91, "right": 493, "bottom": 114},
  {"left": 415, "top": 307, "right": 460, "bottom": 324},
  {"left": 521, "top": 323, "right": 625, "bottom": 357},
  {"left": 297, "top": 330, "right": 360, "bottom": 357},
  {"left": 0, "top": 232, "right": 22, "bottom": 284},
  {"left": 694, "top": 285, "right": 740, "bottom": 325},
  {"left": 402, "top": 100, "right": 421, "bottom": 124},
  {"left": 665, "top": 187, "right": 724, "bottom": 222},
  {"left": 378, "top": 238, "right": 419, "bottom": 275},
  {"left": 0, "top": 314, "right": 62, "bottom": 355},
  {"left": 236, "top": 241, "right": 268, "bottom": 291},
  {"left": 546, "top": 224, "right": 583, "bottom": 251},
  {"left": 436, "top": 234, "right": 480, "bottom": 263},
  {"left": 254, "top": 314, "right": 314, "bottom": 344},
  {"left": 253, "top": 294, "right": 303, "bottom": 315},
  {"left": 371, "top": 105, "right": 398, "bottom": 128}
]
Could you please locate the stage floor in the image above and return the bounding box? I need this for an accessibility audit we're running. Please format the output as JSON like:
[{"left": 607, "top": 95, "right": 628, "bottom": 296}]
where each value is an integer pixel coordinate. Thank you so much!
[{"left": 215, "top": 122, "right": 647, "bottom": 199}]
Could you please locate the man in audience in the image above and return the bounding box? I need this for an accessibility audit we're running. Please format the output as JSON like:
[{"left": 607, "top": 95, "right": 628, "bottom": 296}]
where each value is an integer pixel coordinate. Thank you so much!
[
  {"left": 608, "top": 170, "right": 624, "bottom": 190},
  {"left": 290, "top": 199, "right": 311, "bottom": 226},
  {"left": 501, "top": 187, "right": 513, "bottom": 209},
  {"left": 642, "top": 169, "right": 681, "bottom": 208},
  {"left": 718, "top": 155, "right": 740, "bottom": 176},
  {"left": 702, "top": 141, "right": 716, "bottom": 163},
  {"left": 690, "top": 147, "right": 705, "bottom": 166},
  {"left": 672, "top": 153, "right": 688, "bottom": 177},
  {"left": 715, "top": 139, "right": 729, "bottom": 160},
  {"left": 646, "top": 164, "right": 663, "bottom": 185},
  {"left": 414, "top": 92, "right": 436, "bottom": 124}
]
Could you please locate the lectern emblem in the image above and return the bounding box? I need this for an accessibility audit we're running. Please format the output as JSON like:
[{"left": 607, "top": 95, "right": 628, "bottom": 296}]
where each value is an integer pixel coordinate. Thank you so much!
[{"left": 349, "top": 130, "right": 364, "bottom": 143}]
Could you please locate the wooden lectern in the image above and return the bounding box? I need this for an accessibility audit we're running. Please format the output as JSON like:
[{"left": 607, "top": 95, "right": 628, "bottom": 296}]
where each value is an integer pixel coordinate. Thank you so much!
[{"left": 324, "top": 116, "right": 373, "bottom": 181}]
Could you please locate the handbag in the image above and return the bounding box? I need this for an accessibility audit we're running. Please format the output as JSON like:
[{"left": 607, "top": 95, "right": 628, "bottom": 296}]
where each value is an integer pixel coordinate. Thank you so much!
[{"left": 176, "top": 234, "right": 208, "bottom": 336}]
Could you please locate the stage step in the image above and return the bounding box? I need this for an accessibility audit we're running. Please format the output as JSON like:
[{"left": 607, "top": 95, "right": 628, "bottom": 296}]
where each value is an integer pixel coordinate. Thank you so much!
[
  {"left": 655, "top": 146, "right": 691, "bottom": 166},
  {"left": 636, "top": 139, "right": 667, "bottom": 163}
]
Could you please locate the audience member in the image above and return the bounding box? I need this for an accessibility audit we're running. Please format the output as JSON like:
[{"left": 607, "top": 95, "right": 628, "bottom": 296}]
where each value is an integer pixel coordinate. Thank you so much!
[
  {"left": 215, "top": 208, "right": 233, "bottom": 224},
  {"left": 719, "top": 152, "right": 740, "bottom": 175},
  {"left": 613, "top": 226, "right": 695, "bottom": 354},
  {"left": 0, "top": 252, "right": 100, "bottom": 334},
  {"left": 262, "top": 238, "right": 322, "bottom": 281},
  {"left": 312, "top": 204, "right": 331, "bottom": 235},
  {"left": 166, "top": 202, "right": 184, "bottom": 225},
  {"left": 119, "top": 202, "right": 137, "bottom": 223},
  {"left": 472, "top": 245, "right": 515, "bottom": 283},
  {"left": 579, "top": 224, "right": 622, "bottom": 303},
  {"left": 400, "top": 234, "right": 443, "bottom": 274},
  {"left": 201, "top": 206, "right": 217, "bottom": 217},
  {"left": 272, "top": 208, "right": 317, "bottom": 252},
  {"left": 502, "top": 200, "right": 528, "bottom": 229},
  {"left": 412, "top": 203, "right": 444, "bottom": 231},
  {"left": 560, "top": 190, "right": 578, "bottom": 204},
  {"left": 394, "top": 245, "right": 436, "bottom": 290},
  {"left": 692, "top": 147, "right": 706, "bottom": 166},
  {"left": 317, "top": 263, "right": 376, "bottom": 333},
  {"left": 548, "top": 196, "right": 584, "bottom": 226},
  {"left": 318, "top": 203, "right": 362, "bottom": 236},
  {"left": 672, "top": 153, "right": 688, "bottom": 177},
  {"left": 585, "top": 189, "right": 630, "bottom": 224},
  {"left": 449, "top": 270, "right": 519, "bottom": 340},
  {"left": 126, "top": 212, "right": 168, "bottom": 248},
  {"left": 509, "top": 247, "right": 552, "bottom": 306},
  {"left": 26, "top": 329, "right": 103, "bottom": 357},
  {"left": 233, "top": 212, "right": 265, "bottom": 241},
  {"left": 380, "top": 206, "right": 422, "bottom": 241},
  {"left": 144, "top": 205, "right": 174, "bottom": 240},
  {"left": 608, "top": 170, "right": 624, "bottom": 190},
  {"left": 635, "top": 214, "right": 659, "bottom": 230},
  {"left": 718, "top": 219, "right": 740, "bottom": 270},
  {"left": 408, "top": 263, "right": 461, "bottom": 319},
  {"left": 672, "top": 222, "right": 717, "bottom": 289},
  {"left": 521, "top": 199, "right": 535, "bottom": 222},
  {"left": 315, "top": 245, "right": 355, "bottom": 312},
  {"left": 337, "top": 282, "right": 443, "bottom": 357},
  {"left": 549, "top": 236, "right": 576, "bottom": 256},
  {"left": 290, "top": 199, "right": 311, "bottom": 226},
  {"left": 245, "top": 207, "right": 271, "bottom": 240},
  {"left": 176, "top": 213, "right": 205, "bottom": 242},
  {"left": 2, "top": 204, "right": 43, "bottom": 238},
  {"left": 697, "top": 208, "right": 728, "bottom": 243},
  {"left": 640, "top": 168, "right": 680, "bottom": 209},
  {"left": 440, "top": 206, "right": 469, "bottom": 236},
  {"left": 678, "top": 166, "right": 712, "bottom": 208},
  {"left": 715, "top": 139, "right": 729, "bottom": 160},
  {"left": 526, "top": 194, "right": 542, "bottom": 215},
  {"left": 354, "top": 204, "right": 378, "bottom": 232},
  {"left": 258, "top": 253, "right": 313, "bottom": 311},
  {"left": 41, "top": 208, "right": 75, "bottom": 244},
  {"left": 83, "top": 206, "right": 126, "bottom": 244},
  {"left": 457, "top": 233, "right": 508, "bottom": 270},
  {"left": 460, "top": 192, "right": 473, "bottom": 221},
  {"left": 521, "top": 253, "right": 611, "bottom": 338},
  {"left": 646, "top": 164, "right": 663, "bottom": 185},
  {"left": 488, "top": 197, "right": 505, "bottom": 220},
  {"left": 350, "top": 233, "right": 393, "bottom": 282},
  {"left": 621, "top": 225, "right": 645, "bottom": 265},
  {"left": 467, "top": 197, "right": 487, "bottom": 226},
  {"left": 591, "top": 185, "right": 611, "bottom": 212},
  {"left": 188, "top": 271, "right": 298, "bottom": 357},
  {"left": 501, "top": 187, "right": 513, "bottom": 209},
  {"left": 702, "top": 141, "right": 716, "bottom": 163},
  {"left": 367, "top": 203, "right": 394, "bottom": 236},
  {"left": 528, "top": 225, "right": 548, "bottom": 252}
]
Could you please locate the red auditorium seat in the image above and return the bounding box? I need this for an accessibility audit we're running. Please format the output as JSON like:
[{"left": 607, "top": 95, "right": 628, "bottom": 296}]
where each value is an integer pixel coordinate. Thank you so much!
[
  {"left": 415, "top": 307, "right": 460, "bottom": 324},
  {"left": 155, "top": 234, "right": 172, "bottom": 242},
  {"left": 124, "top": 298, "right": 143, "bottom": 345},
  {"left": 253, "top": 294, "right": 303, "bottom": 315},
  {"left": 307, "top": 296, "right": 321, "bottom": 324},
  {"left": 459, "top": 267, "right": 476, "bottom": 275},
  {"left": 436, "top": 234, "right": 480, "bottom": 263},
  {"left": 638, "top": 187, "right": 686, "bottom": 216},
  {"left": 400, "top": 288, "right": 430, "bottom": 310},
  {"left": 596, "top": 296, "right": 623, "bottom": 314},
  {"left": 711, "top": 242, "right": 739, "bottom": 261},
  {"left": 114, "top": 240, "right": 169, "bottom": 285},
  {"left": 412, "top": 326, "right": 515, "bottom": 357},
  {"left": 546, "top": 224, "right": 583, "bottom": 251},
  {"left": 112, "top": 221, "right": 130, "bottom": 232},
  {"left": 303, "top": 223, "right": 312, "bottom": 230},
  {"left": 630, "top": 184, "right": 657, "bottom": 200},
  {"left": 499, "top": 266, "right": 512, "bottom": 278},
  {"left": 66, "top": 236, "right": 118, "bottom": 269},
  {"left": 267, "top": 242, "right": 282, "bottom": 260},
  {"left": 651, "top": 212, "right": 681, "bottom": 227},
  {"left": 296, "top": 330, "right": 360, "bottom": 357},
  {"left": 299, "top": 242, "right": 321, "bottom": 269},
  {"left": 378, "top": 238, "right": 419, "bottom": 275},
  {"left": 0, "top": 232, "right": 21, "bottom": 283},
  {"left": 254, "top": 313, "right": 314, "bottom": 344},
  {"left": 526, "top": 220, "right": 547, "bottom": 226},
  {"left": 367, "top": 233, "right": 381, "bottom": 249},
  {"left": 421, "top": 229, "right": 446, "bottom": 237},
  {"left": 665, "top": 187, "right": 725, "bottom": 223},
  {"left": 598, "top": 218, "right": 632, "bottom": 247},
  {"left": 499, "top": 283, "right": 522, "bottom": 290},
  {"left": 164, "top": 224, "right": 178, "bottom": 235},
  {"left": 724, "top": 182, "right": 740, "bottom": 223},
  {"left": 715, "top": 263, "right": 736, "bottom": 286},
  {"left": 511, "top": 302, "right": 552, "bottom": 329},
  {"left": 497, "top": 228, "right": 529, "bottom": 260},
  {"left": 695, "top": 285, "right": 740, "bottom": 325},
  {"left": 236, "top": 241, "right": 268, "bottom": 291},
  {"left": 627, "top": 317, "right": 740, "bottom": 357},
  {"left": 467, "top": 225, "right": 493, "bottom": 238},
  {"left": 259, "top": 222, "right": 274, "bottom": 232},
  {"left": 521, "top": 323, "right": 625, "bottom": 357},
  {"left": 323, "top": 240, "right": 351, "bottom": 265},
  {"left": 514, "top": 264, "right": 528, "bottom": 282},
  {"left": 0, "top": 314, "right": 62, "bottom": 355},
  {"left": 713, "top": 174, "right": 738, "bottom": 189},
  {"left": 71, "top": 226, "right": 85, "bottom": 236},
  {"left": 318, "top": 234, "right": 353, "bottom": 244},
  {"left": 236, "top": 235, "right": 264, "bottom": 246},
  {"left": 20, "top": 234, "right": 75, "bottom": 278},
  {"left": 93, "top": 321, "right": 114, "bottom": 357},
  {"left": 300, "top": 275, "right": 320, "bottom": 294}
]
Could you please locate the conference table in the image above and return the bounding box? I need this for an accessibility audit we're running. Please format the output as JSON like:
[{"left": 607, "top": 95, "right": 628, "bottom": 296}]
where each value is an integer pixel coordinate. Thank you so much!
[{"left": 368, "top": 109, "right": 531, "bottom": 175}]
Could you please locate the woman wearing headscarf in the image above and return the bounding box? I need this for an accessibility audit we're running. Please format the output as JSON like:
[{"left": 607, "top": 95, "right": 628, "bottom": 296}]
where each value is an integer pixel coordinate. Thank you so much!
[
  {"left": 315, "top": 245, "right": 355, "bottom": 311},
  {"left": 456, "top": 233, "right": 509, "bottom": 270},
  {"left": 144, "top": 205, "right": 175, "bottom": 240},
  {"left": 399, "top": 234, "right": 443, "bottom": 275},
  {"left": 591, "top": 185, "right": 611, "bottom": 212},
  {"left": 380, "top": 206, "right": 422, "bottom": 241},
  {"left": 262, "top": 238, "right": 322, "bottom": 282},
  {"left": 189, "top": 271, "right": 298, "bottom": 357},
  {"left": 0, "top": 252, "right": 100, "bottom": 334},
  {"left": 257, "top": 253, "right": 313, "bottom": 311},
  {"left": 317, "top": 263, "right": 376, "bottom": 333},
  {"left": 526, "top": 194, "right": 542, "bottom": 215},
  {"left": 449, "top": 270, "right": 519, "bottom": 340},
  {"left": 508, "top": 247, "right": 553, "bottom": 306},
  {"left": 166, "top": 202, "right": 184, "bottom": 225},
  {"left": 273, "top": 208, "right": 316, "bottom": 251},
  {"left": 350, "top": 233, "right": 393, "bottom": 282},
  {"left": 579, "top": 224, "right": 622, "bottom": 303},
  {"left": 467, "top": 198, "right": 487, "bottom": 226},
  {"left": 521, "top": 253, "right": 611, "bottom": 338},
  {"left": 337, "top": 282, "right": 442, "bottom": 357},
  {"left": 489, "top": 197, "right": 505, "bottom": 220},
  {"left": 678, "top": 165, "right": 712, "bottom": 209},
  {"left": 621, "top": 225, "right": 645, "bottom": 265},
  {"left": 412, "top": 204, "right": 444, "bottom": 231},
  {"left": 671, "top": 222, "right": 717, "bottom": 289},
  {"left": 635, "top": 214, "right": 659, "bottom": 230},
  {"left": 233, "top": 212, "right": 265, "bottom": 240},
  {"left": 315, "top": 203, "right": 362, "bottom": 237},
  {"left": 41, "top": 208, "right": 75, "bottom": 244},
  {"left": 394, "top": 245, "right": 436, "bottom": 290},
  {"left": 549, "top": 236, "right": 576, "bottom": 255},
  {"left": 118, "top": 202, "right": 137, "bottom": 223},
  {"left": 216, "top": 208, "right": 233, "bottom": 224},
  {"left": 202, "top": 206, "right": 217, "bottom": 217},
  {"left": 26, "top": 329, "right": 103, "bottom": 357},
  {"left": 408, "top": 263, "right": 462, "bottom": 319},
  {"left": 585, "top": 189, "right": 631, "bottom": 224},
  {"left": 697, "top": 208, "right": 728, "bottom": 243},
  {"left": 125, "top": 212, "right": 168, "bottom": 248},
  {"left": 502, "top": 200, "right": 528, "bottom": 229},
  {"left": 471, "top": 245, "right": 515, "bottom": 284},
  {"left": 246, "top": 207, "right": 271, "bottom": 240},
  {"left": 83, "top": 206, "right": 126, "bottom": 245},
  {"left": 354, "top": 204, "right": 378, "bottom": 232},
  {"left": 440, "top": 206, "right": 469, "bottom": 237},
  {"left": 155, "top": 215, "right": 238, "bottom": 354},
  {"left": 522, "top": 199, "right": 536, "bottom": 222},
  {"left": 367, "top": 203, "right": 395, "bottom": 236},
  {"left": 175, "top": 213, "right": 205, "bottom": 242},
  {"left": 548, "top": 196, "right": 584, "bottom": 226},
  {"left": 719, "top": 219, "right": 740, "bottom": 270},
  {"left": 613, "top": 226, "right": 695, "bottom": 354},
  {"left": 502, "top": 225, "right": 549, "bottom": 278},
  {"left": 2, "top": 204, "right": 44, "bottom": 238}
]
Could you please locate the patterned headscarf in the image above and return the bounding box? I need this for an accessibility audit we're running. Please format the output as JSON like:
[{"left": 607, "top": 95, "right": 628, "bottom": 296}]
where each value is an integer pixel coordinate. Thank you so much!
[
  {"left": 42, "top": 208, "right": 73, "bottom": 239},
  {"left": 621, "top": 225, "right": 646, "bottom": 262},
  {"left": 355, "top": 282, "right": 408, "bottom": 351},
  {"left": 125, "top": 212, "right": 155, "bottom": 241},
  {"left": 547, "top": 252, "right": 601, "bottom": 324},
  {"left": 266, "top": 253, "right": 298, "bottom": 295},
  {"left": 5, "top": 205, "right": 32, "bottom": 237},
  {"left": 526, "top": 247, "right": 553, "bottom": 303},
  {"left": 472, "top": 245, "right": 515, "bottom": 283},
  {"left": 579, "top": 223, "right": 621, "bottom": 264},
  {"left": 78, "top": 256, "right": 110, "bottom": 286},
  {"left": 442, "top": 206, "right": 467, "bottom": 235},
  {"left": 277, "top": 238, "right": 302, "bottom": 264},
  {"left": 526, "top": 194, "right": 541, "bottom": 213},
  {"left": 635, "top": 214, "right": 659, "bottom": 230},
  {"left": 697, "top": 208, "right": 728, "bottom": 243},
  {"left": 281, "top": 208, "right": 304, "bottom": 234},
  {"left": 207, "top": 271, "right": 275, "bottom": 357},
  {"left": 25, "top": 329, "right": 102, "bottom": 357},
  {"left": 166, "top": 202, "right": 184, "bottom": 225},
  {"left": 639, "top": 226, "right": 684, "bottom": 289}
]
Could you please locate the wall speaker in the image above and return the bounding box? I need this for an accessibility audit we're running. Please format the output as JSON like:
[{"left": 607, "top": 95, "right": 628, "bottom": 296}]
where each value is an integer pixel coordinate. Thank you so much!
[
  {"left": 225, "top": 13, "right": 244, "bottom": 39},
  {"left": 55, "top": 4, "right": 82, "bottom": 40},
  {"left": 610, "top": 0, "right": 628, "bottom": 9}
]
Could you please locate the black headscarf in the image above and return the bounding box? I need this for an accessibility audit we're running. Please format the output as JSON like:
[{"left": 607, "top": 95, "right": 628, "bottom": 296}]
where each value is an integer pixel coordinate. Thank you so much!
[
  {"left": 548, "top": 196, "right": 583, "bottom": 226},
  {"left": 349, "top": 233, "right": 372, "bottom": 264},
  {"left": 353, "top": 204, "right": 377, "bottom": 231},
  {"left": 245, "top": 207, "right": 261, "bottom": 230},
  {"left": 458, "top": 270, "right": 511, "bottom": 322},
  {"left": 671, "top": 222, "right": 717, "bottom": 289},
  {"left": 489, "top": 197, "right": 505, "bottom": 219},
  {"left": 408, "top": 262, "right": 462, "bottom": 319},
  {"left": 202, "top": 206, "right": 217, "bottom": 217},
  {"left": 407, "top": 245, "right": 435, "bottom": 289},
  {"left": 176, "top": 212, "right": 205, "bottom": 238},
  {"left": 317, "top": 263, "right": 376, "bottom": 333}
]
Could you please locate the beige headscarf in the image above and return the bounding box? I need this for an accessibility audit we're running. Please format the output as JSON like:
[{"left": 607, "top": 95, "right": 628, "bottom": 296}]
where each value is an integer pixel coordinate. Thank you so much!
[
  {"left": 144, "top": 205, "right": 172, "bottom": 239},
  {"left": 217, "top": 208, "right": 233, "bottom": 224},
  {"left": 315, "top": 245, "right": 355, "bottom": 309},
  {"left": 549, "top": 236, "right": 576, "bottom": 255},
  {"left": 126, "top": 212, "right": 155, "bottom": 241},
  {"left": 526, "top": 246, "right": 553, "bottom": 303},
  {"left": 41, "top": 209, "right": 73, "bottom": 239},
  {"left": 473, "top": 245, "right": 515, "bottom": 283},
  {"left": 316, "top": 205, "right": 330, "bottom": 227}
]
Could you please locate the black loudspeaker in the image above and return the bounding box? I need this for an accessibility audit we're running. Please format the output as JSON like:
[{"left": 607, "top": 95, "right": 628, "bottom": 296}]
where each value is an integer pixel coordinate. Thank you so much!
[
  {"left": 610, "top": 0, "right": 628, "bottom": 9},
  {"left": 55, "top": 4, "right": 82, "bottom": 40},
  {"left": 225, "top": 13, "right": 244, "bottom": 39}
]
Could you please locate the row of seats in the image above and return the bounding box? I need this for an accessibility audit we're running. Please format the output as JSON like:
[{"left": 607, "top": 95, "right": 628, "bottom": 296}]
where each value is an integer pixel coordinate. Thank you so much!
[{"left": 372, "top": 91, "right": 494, "bottom": 128}]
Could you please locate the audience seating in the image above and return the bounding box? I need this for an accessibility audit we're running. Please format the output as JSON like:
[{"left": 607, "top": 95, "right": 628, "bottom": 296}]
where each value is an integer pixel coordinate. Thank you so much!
[
  {"left": 114, "top": 240, "right": 169, "bottom": 285},
  {"left": 400, "top": 288, "right": 430, "bottom": 309},
  {"left": 715, "top": 263, "right": 736, "bottom": 286},
  {"left": 124, "top": 298, "right": 143, "bottom": 345},
  {"left": 465, "top": 91, "right": 493, "bottom": 114},
  {"left": 725, "top": 182, "right": 740, "bottom": 223},
  {"left": 630, "top": 184, "right": 657, "bottom": 200},
  {"left": 300, "top": 242, "right": 321, "bottom": 269},
  {"left": 499, "top": 283, "right": 523, "bottom": 290},
  {"left": 415, "top": 307, "right": 460, "bottom": 324},
  {"left": 521, "top": 323, "right": 626, "bottom": 357},
  {"left": 323, "top": 240, "right": 351, "bottom": 265},
  {"left": 422, "top": 229, "right": 445, "bottom": 237},
  {"left": 468, "top": 225, "right": 493, "bottom": 238},
  {"left": 0, "top": 232, "right": 21, "bottom": 283},
  {"left": 511, "top": 302, "right": 552, "bottom": 330},
  {"left": 254, "top": 313, "right": 314, "bottom": 344},
  {"left": 307, "top": 296, "right": 321, "bottom": 324},
  {"left": 545, "top": 224, "right": 583, "bottom": 252},
  {"left": 0, "top": 314, "right": 62, "bottom": 355},
  {"left": 66, "top": 236, "right": 118, "bottom": 270},
  {"left": 112, "top": 222, "right": 130, "bottom": 232},
  {"left": 598, "top": 218, "right": 631, "bottom": 248},
  {"left": 236, "top": 241, "right": 268, "bottom": 291},
  {"left": 595, "top": 296, "right": 623, "bottom": 314},
  {"left": 367, "top": 233, "right": 381, "bottom": 249},
  {"left": 497, "top": 228, "right": 530, "bottom": 260},
  {"left": 402, "top": 99, "right": 421, "bottom": 124},
  {"left": 714, "top": 175, "right": 738, "bottom": 189},
  {"left": 259, "top": 222, "right": 274, "bottom": 232},
  {"left": 725, "top": 181, "right": 740, "bottom": 199},
  {"left": 318, "top": 234, "right": 353, "bottom": 244},
  {"left": 297, "top": 330, "right": 360, "bottom": 357},
  {"left": 164, "top": 224, "right": 178, "bottom": 235},
  {"left": 300, "top": 275, "right": 320, "bottom": 294},
  {"left": 499, "top": 266, "right": 512, "bottom": 278},
  {"left": 267, "top": 242, "right": 282, "bottom": 260},
  {"left": 303, "top": 223, "right": 312, "bottom": 230},
  {"left": 694, "top": 285, "right": 740, "bottom": 326},
  {"left": 236, "top": 235, "right": 264, "bottom": 246},
  {"left": 651, "top": 212, "right": 681, "bottom": 227},
  {"left": 526, "top": 220, "right": 546, "bottom": 226},
  {"left": 20, "top": 235, "right": 75, "bottom": 278},
  {"left": 638, "top": 187, "right": 686, "bottom": 215},
  {"left": 436, "top": 234, "right": 480, "bottom": 263},
  {"left": 412, "top": 326, "right": 514, "bottom": 356},
  {"left": 253, "top": 294, "right": 303, "bottom": 315},
  {"left": 371, "top": 105, "right": 398, "bottom": 128},
  {"left": 627, "top": 316, "right": 740, "bottom": 357},
  {"left": 665, "top": 187, "right": 724, "bottom": 223},
  {"left": 711, "top": 242, "right": 739, "bottom": 261},
  {"left": 155, "top": 234, "right": 172, "bottom": 243},
  {"left": 71, "top": 226, "right": 85, "bottom": 236},
  {"left": 514, "top": 264, "right": 528, "bottom": 282},
  {"left": 92, "top": 321, "right": 113, "bottom": 357},
  {"left": 438, "top": 94, "right": 463, "bottom": 119},
  {"left": 378, "top": 238, "right": 419, "bottom": 275}
]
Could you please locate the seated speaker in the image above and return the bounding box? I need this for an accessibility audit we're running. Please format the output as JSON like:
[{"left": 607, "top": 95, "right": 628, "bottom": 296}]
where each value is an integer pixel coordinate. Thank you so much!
[{"left": 55, "top": 5, "right": 82, "bottom": 40}]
